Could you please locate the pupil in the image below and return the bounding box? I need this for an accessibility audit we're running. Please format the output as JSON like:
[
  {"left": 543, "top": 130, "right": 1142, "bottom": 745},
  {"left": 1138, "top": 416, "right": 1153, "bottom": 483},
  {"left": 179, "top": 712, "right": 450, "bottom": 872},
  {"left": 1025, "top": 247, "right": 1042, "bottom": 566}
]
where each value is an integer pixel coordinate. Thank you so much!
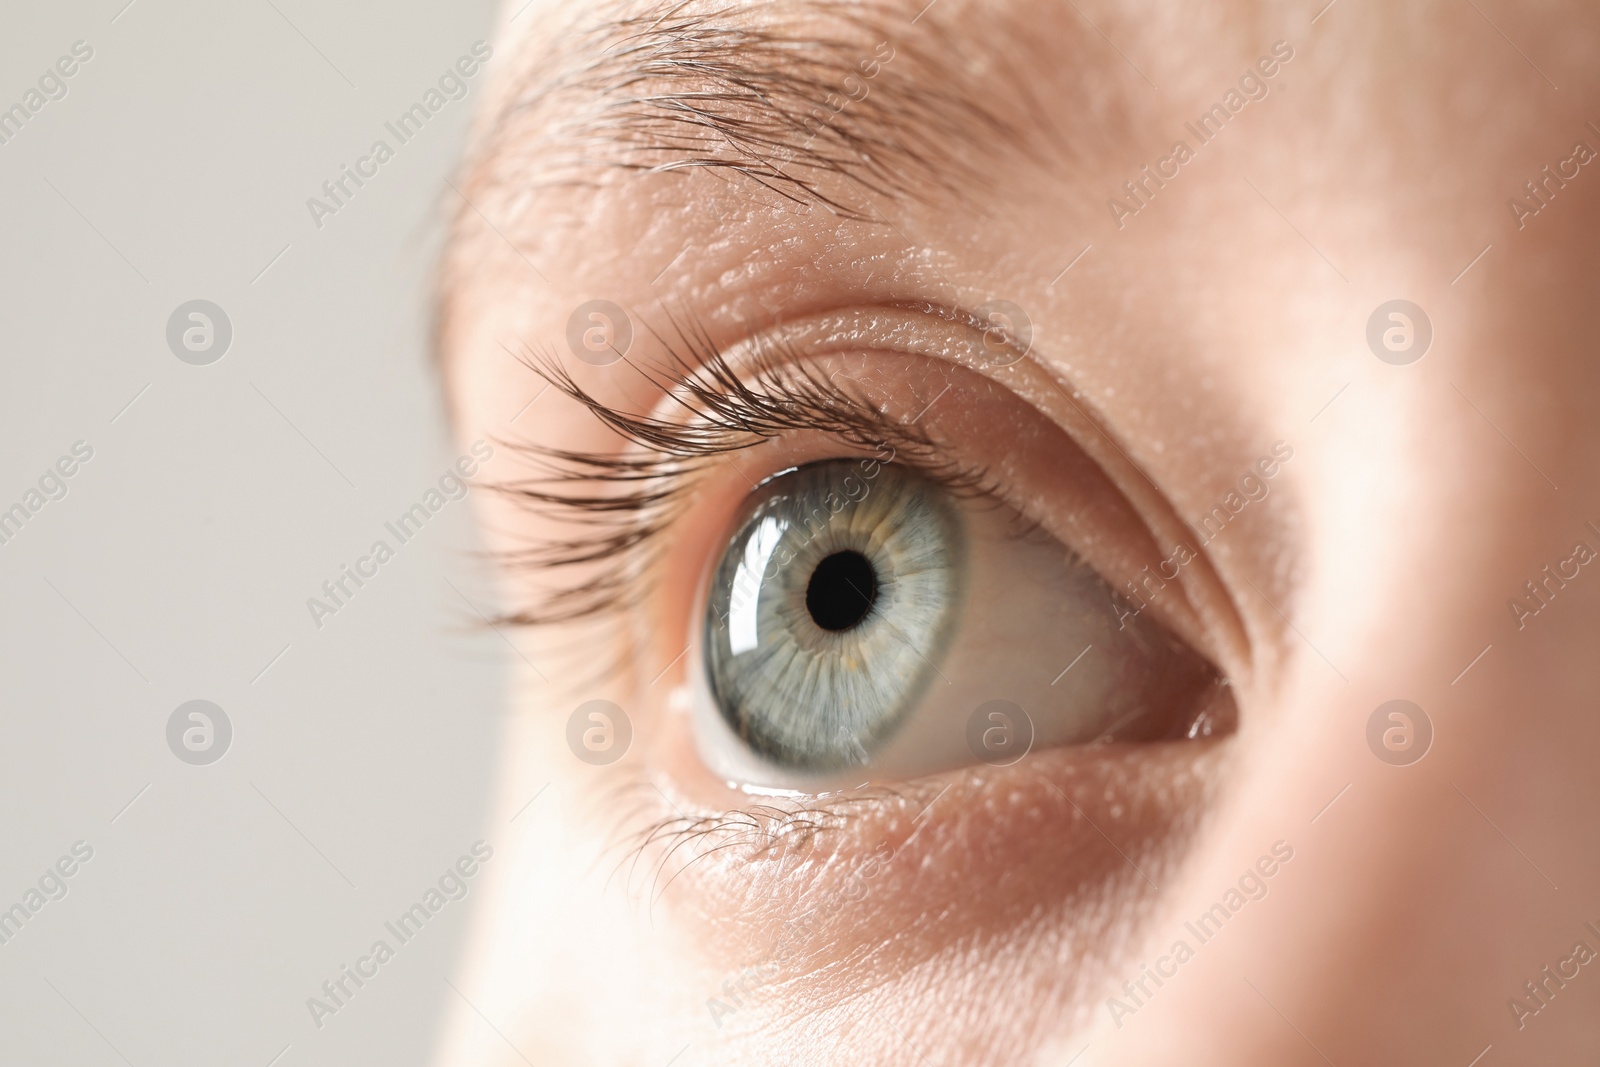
[{"left": 805, "top": 550, "right": 878, "bottom": 632}]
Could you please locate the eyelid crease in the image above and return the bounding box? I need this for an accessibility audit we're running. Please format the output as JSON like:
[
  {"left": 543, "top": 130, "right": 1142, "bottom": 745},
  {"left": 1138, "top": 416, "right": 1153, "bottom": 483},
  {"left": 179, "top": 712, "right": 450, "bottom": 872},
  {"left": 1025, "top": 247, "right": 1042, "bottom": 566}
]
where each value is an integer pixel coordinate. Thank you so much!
[
  {"left": 487, "top": 299, "right": 1251, "bottom": 686},
  {"left": 658, "top": 302, "right": 1254, "bottom": 677}
]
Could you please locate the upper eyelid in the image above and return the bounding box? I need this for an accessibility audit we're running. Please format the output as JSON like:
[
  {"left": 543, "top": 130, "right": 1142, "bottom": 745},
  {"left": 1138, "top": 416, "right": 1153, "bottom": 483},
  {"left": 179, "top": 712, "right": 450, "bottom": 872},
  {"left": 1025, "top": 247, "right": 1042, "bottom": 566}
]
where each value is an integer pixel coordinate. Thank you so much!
[
  {"left": 483, "top": 314, "right": 978, "bottom": 629},
  {"left": 489, "top": 299, "right": 1253, "bottom": 682},
  {"left": 673, "top": 303, "right": 1258, "bottom": 679}
]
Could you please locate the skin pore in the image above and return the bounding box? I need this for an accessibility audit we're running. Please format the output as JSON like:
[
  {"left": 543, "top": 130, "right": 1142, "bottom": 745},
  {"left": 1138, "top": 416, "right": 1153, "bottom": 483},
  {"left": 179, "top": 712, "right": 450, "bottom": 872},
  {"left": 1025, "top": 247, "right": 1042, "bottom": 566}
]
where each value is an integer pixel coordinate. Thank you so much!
[{"left": 435, "top": 1, "right": 1600, "bottom": 1064}]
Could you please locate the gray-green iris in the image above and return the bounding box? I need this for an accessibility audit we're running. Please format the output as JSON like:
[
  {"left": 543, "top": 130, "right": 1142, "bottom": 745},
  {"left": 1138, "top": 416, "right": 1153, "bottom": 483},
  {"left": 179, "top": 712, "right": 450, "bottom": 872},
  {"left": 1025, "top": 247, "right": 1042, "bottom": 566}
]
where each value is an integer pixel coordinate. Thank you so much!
[{"left": 704, "top": 460, "right": 964, "bottom": 770}]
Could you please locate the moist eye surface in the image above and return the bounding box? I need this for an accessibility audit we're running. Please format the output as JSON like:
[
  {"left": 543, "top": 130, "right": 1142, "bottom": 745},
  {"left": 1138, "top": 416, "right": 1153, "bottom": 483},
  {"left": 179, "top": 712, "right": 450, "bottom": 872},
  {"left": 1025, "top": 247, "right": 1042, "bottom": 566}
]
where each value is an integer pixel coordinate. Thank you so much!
[{"left": 703, "top": 459, "right": 965, "bottom": 771}]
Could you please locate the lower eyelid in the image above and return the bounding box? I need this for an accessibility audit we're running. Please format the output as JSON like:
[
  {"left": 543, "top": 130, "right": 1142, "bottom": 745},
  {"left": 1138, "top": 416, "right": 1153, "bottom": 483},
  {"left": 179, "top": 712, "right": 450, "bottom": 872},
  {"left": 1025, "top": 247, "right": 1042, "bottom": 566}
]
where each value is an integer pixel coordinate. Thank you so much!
[{"left": 627, "top": 733, "right": 1229, "bottom": 1015}]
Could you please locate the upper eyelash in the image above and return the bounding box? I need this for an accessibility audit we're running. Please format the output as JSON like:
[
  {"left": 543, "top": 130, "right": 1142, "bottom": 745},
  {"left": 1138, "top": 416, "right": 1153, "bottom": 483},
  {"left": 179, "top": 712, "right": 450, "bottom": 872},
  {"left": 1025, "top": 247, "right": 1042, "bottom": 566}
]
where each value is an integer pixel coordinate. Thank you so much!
[
  {"left": 489, "top": 316, "right": 1028, "bottom": 870},
  {"left": 489, "top": 314, "right": 986, "bottom": 629}
]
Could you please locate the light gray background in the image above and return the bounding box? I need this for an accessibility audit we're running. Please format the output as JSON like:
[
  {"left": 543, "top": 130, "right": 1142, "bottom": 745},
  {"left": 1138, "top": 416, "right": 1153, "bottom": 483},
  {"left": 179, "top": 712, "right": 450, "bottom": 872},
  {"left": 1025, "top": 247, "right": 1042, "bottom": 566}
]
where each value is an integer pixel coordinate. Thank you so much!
[{"left": 0, "top": 2, "right": 509, "bottom": 1064}]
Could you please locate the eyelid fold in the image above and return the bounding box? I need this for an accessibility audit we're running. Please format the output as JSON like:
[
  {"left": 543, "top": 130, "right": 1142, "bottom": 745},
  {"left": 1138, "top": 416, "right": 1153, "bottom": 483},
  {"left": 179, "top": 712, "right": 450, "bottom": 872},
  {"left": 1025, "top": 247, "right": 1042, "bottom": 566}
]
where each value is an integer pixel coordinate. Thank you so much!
[
  {"left": 488, "top": 298, "right": 1251, "bottom": 703},
  {"left": 646, "top": 303, "right": 1254, "bottom": 685}
]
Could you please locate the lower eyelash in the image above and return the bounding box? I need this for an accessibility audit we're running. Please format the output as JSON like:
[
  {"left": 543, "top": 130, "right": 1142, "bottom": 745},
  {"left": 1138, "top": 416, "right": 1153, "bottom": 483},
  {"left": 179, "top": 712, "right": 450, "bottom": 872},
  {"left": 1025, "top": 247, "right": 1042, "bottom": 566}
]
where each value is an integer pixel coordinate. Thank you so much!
[
  {"left": 607, "top": 768, "right": 933, "bottom": 904},
  {"left": 488, "top": 314, "right": 986, "bottom": 630},
  {"left": 619, "top": 803, "right": 848, "bottom": 904}
]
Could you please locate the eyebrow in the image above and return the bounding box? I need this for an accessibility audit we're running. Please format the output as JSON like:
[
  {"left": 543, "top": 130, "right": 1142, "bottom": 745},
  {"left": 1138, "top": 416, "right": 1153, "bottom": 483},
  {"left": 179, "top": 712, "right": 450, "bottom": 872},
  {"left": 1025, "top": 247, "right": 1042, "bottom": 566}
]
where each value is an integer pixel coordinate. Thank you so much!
[{"left": 463, "top": 0, "right": 1111, "bottom": 224}]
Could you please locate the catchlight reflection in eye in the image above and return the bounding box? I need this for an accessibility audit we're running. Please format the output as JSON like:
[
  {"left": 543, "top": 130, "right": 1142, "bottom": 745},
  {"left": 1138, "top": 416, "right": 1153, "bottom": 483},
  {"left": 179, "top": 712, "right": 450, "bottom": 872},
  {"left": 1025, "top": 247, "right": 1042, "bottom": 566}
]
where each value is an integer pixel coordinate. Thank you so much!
[
  {"left": 708, "top": 460, "right": 963, "bottom": 770},
  {"left": 695, "top": 458, "right": 1229, "bottom": 790}
]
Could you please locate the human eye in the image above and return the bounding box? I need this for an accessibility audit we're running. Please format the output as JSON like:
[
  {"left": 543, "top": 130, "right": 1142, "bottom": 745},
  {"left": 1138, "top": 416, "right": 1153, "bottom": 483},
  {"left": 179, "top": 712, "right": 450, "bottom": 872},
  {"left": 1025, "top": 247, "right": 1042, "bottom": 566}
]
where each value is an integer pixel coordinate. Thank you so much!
[
  {"left": 699, "top": 452, "right": 1228, "bottom": 788},
  {"left": 497, "top": 305, "right": 1239, "bottom": 799}
]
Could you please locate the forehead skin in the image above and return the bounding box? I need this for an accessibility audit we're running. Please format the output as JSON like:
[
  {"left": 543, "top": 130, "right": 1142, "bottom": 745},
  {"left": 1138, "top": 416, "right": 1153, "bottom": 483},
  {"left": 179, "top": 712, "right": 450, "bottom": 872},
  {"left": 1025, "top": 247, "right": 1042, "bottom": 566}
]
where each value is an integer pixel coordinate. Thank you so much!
[{"left": 437, "top": 1, "right": 1600, "bottom": 1065}]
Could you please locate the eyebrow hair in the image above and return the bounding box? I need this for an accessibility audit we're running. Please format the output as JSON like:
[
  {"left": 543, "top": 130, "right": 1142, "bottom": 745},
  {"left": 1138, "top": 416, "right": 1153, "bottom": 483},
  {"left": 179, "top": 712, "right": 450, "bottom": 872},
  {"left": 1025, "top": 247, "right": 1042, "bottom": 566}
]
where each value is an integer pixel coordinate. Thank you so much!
[{"left": 463, "top": 0, "right": 1100, "bottom": 223}]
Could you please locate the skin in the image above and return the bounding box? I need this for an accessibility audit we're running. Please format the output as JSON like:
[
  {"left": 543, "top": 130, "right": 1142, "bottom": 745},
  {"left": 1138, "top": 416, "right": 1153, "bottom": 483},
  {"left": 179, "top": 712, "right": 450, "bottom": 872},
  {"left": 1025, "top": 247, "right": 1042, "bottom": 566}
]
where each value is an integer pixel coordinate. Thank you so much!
[{"left": 435, "top": 1, "right": 1600, "bottom": 1063}]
